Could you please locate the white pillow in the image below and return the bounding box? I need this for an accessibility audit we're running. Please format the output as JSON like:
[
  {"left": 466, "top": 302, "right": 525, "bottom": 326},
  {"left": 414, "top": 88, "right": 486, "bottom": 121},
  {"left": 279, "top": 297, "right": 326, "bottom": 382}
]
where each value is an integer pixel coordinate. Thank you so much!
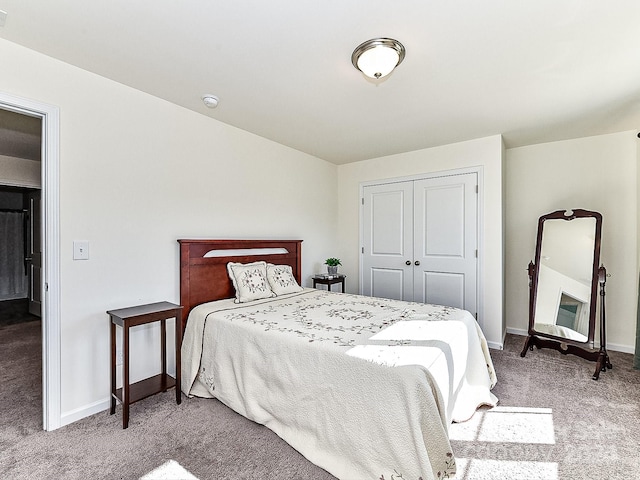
[
  {"left": 227, "top": 261, "right": 275, "bottom": 303},
  {"left": 267, "top": 264, "right": 303, "bottom": 295}
]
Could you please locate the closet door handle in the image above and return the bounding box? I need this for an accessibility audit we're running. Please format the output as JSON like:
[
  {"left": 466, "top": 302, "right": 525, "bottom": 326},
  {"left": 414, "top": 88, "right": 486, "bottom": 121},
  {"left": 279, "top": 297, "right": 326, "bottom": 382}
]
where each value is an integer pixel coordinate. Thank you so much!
[
  {"left": 414, "top": 261, "right": 421, "bottom": 266},
  {"left": 405, "top": 260, "right": 411, "bottom": 266}
]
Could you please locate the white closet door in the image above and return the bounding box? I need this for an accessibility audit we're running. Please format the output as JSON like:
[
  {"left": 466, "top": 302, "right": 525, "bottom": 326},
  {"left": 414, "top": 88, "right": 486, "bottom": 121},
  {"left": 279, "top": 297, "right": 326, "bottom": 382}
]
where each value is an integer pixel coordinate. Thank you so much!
[
  {"left": 413, "top": 173, "right": 477, "bottom": 314},
  {"left": 362, "top": 182, "right": 413, "bottom": 301}
]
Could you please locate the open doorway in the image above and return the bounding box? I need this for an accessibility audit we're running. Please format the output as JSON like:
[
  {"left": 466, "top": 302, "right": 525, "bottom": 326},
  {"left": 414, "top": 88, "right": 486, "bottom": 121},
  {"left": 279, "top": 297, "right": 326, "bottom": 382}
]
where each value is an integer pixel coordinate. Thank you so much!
[
  {"left": 0, "top": 109, "right": 43, "bottom": 433},
  {"left": 0, "top": 109, "right": 42, "bottom": 314},
  {"left": 0, "top": 93, "right": 60, "bottom": 431}
]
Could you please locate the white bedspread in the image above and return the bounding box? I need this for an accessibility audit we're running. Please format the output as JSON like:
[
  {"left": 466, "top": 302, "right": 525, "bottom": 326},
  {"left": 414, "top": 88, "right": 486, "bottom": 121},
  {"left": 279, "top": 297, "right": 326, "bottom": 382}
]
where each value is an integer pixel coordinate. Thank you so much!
[{"left": 182, "top": 289, "right": 497, "bottom": 480}]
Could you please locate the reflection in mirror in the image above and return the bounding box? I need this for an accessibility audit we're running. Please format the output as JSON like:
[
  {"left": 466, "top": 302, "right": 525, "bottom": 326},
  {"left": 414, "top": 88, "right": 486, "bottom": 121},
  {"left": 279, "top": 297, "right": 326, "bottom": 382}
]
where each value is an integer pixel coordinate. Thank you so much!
[
  {"left": 532, "top": 216, "right": 595, "bottom": 343},
  {"left": 556, "top": 293, "right": 587, "bottom": 335},
  {"left": 521, "top": 209, "right": 611, "bottom": 380}
]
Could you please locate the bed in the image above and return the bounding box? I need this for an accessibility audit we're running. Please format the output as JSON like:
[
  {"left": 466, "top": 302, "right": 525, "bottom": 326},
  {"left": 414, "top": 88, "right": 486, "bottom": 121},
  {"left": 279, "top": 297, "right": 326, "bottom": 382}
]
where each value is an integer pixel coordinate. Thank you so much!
[{"left": 178, "top": 239, "right": 497, "bottom": 480}]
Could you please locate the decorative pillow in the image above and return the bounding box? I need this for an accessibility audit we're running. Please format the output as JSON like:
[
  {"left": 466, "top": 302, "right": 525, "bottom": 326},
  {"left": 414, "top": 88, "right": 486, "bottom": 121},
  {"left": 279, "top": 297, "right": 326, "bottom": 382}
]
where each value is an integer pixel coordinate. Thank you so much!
[
  {"left": 227, "top": 261, "right": 275, "bottom": 303},
  {"left": 267, "top": 264, "right": 303, "bottom": 295}
]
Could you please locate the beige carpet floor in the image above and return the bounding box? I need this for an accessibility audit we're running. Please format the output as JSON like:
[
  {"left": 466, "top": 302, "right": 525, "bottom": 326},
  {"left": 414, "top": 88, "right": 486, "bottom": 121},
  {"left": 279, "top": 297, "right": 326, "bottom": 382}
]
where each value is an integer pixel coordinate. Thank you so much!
[{"left": 1, "top": 320, "right": 639, "bottom": 479}]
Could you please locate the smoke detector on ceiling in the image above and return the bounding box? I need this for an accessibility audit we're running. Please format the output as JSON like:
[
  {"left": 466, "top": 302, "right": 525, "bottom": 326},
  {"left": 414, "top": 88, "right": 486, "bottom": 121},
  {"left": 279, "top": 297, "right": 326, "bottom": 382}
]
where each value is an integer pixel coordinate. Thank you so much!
[{"left": 202, "top": 94, "right": 219, "bottom": 109}]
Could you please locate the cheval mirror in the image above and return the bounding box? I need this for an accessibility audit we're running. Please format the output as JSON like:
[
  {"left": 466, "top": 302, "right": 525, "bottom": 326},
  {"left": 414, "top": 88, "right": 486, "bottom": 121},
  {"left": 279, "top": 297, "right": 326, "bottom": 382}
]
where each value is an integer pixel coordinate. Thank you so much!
[{"left": 520, "top": 209, "right": 612, "bottom": 380}]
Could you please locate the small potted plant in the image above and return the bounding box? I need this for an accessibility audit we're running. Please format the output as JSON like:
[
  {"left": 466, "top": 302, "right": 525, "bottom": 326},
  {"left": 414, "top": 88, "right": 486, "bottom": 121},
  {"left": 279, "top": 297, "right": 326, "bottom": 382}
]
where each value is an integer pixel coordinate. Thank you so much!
[{"left": 325, "top": 257, "right": 341, "bottom": 275}]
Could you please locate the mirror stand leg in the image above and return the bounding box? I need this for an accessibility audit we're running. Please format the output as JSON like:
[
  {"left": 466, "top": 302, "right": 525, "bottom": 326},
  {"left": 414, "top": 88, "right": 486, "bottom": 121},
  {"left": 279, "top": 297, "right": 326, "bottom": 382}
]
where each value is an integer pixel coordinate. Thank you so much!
[
  {"left": 592, "top": 356, "right": 603, "bottom": 381},
  {"left": 520, "top": 335, "right": 535, "bottom": 357},
  {"left": 605, "top": 353, "right": 612, "bottom": 370},
  {"left": 592, "top": 348, "right": 612, "bottom": 381}
]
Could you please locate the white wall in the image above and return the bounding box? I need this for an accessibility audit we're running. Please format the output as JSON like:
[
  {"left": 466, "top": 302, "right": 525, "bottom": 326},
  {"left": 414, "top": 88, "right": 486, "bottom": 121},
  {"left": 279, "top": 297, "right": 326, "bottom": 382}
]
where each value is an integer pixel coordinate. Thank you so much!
[
  {"left": 505, "top": 131, "right": 638, "bottom": 352},
  {"left": 337, "top": 135, "right": 505, "bottom": 348},
  {"left": 0, "top": 38, "right": 338, "bottom": 424},
  {"left": 0, "top": 154, "right": 41, "bottom": 187}
]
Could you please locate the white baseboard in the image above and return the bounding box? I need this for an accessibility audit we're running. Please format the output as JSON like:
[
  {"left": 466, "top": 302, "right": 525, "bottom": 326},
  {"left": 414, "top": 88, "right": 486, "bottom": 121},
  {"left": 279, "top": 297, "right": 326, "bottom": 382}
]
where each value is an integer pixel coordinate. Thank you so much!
[
  {"left": 607, "top": 342, "right": 635, "bottom": 354},
  {"left": 506, "top": 327, "right": 528, "bottom": 337},
  {"left": 505, "top": 327, "right": 635, "bottom": 354},
  {"left": 60, "top": 398, "right": 110, "bottom": 428}
]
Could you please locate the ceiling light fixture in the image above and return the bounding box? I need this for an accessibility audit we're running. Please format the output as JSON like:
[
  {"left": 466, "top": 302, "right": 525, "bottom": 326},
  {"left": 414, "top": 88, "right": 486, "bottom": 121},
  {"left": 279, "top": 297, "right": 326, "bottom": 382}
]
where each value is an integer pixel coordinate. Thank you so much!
[
  {"left": 351, "top": 38, "right": 405, "bottom": 80},
  {"left": 202, "top": 94, "right": 219, "bottom": 108}
]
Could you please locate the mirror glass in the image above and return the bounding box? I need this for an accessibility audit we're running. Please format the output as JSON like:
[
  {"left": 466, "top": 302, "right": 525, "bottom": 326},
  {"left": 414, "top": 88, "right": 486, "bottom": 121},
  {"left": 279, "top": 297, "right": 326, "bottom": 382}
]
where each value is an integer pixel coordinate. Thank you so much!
[{"left": 532, "top": 213, "right": 598, "bottom": 343}]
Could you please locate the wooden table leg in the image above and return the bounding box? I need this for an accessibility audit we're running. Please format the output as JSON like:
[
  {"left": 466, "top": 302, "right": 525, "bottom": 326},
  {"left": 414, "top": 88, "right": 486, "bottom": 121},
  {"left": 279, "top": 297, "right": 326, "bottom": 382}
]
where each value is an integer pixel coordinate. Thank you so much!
[
  {"left": 175, "top": 316, "right": 182, "bottom": 405},
  {"left": 109, "top": 320, "right": 116, "bottom": 415},
  {"left": 161, "top": 318, "right": 167, "bottom": 383},
  {"left": 123, "top": 325, "right": 130, "bottom": 429}
]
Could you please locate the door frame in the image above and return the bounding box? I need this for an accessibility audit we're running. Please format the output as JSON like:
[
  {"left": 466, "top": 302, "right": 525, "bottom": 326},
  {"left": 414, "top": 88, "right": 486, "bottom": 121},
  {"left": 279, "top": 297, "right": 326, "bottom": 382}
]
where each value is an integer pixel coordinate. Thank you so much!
[
  {"left": 0, "top": 91, "right": 61, "bottom": 431},
  {"left": 359, "top": 166, "right": 485, "bottom": 329}
]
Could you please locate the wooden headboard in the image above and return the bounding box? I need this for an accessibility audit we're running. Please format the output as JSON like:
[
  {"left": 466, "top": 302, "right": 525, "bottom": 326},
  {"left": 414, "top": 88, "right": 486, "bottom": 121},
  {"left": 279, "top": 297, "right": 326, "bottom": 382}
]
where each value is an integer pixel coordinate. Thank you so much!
[{"left": 178, "top": 239, "right": 303, "bottom": 334}]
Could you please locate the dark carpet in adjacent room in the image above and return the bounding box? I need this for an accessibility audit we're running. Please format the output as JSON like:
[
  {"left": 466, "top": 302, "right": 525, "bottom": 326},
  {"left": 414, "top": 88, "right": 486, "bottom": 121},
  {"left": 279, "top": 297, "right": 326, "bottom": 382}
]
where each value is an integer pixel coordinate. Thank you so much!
[{"left": 0, "top": 298, "right": 39, "bottom": 327}]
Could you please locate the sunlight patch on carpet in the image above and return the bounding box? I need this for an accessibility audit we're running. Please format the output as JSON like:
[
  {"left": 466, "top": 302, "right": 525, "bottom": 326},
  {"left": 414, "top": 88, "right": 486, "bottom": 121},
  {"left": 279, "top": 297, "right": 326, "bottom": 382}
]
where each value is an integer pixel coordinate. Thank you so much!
[
  {"left": 140, "top": 460, "right": 198, "bottom": 480},
  {"left": 449, "top": 406, "right": 555, "bottom": 444},
  {"left": 455, "top": 458, "right": 558, "bottom": 479}
]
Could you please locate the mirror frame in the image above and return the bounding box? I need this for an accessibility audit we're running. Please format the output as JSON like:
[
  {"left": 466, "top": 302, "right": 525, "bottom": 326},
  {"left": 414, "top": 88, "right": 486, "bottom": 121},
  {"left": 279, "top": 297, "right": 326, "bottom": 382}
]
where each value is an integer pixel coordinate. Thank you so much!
[{"left": 529, "top": 208, "right": 602, "bottom": 344}]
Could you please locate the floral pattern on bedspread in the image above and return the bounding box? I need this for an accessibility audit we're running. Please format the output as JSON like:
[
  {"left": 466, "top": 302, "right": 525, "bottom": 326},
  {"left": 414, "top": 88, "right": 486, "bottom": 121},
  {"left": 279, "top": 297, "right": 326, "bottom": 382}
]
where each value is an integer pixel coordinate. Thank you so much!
[
  {"left": 220, "top": 291, "right": 462, "bottom": 348},
  {"left": 181, "top": 288, "right": 497, "bottom": 480}
]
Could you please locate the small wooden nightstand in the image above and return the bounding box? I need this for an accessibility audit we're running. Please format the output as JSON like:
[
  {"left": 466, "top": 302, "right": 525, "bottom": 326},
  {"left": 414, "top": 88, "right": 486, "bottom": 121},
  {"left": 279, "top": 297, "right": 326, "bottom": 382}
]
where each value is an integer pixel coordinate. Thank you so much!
[
  {"left": 108, "top": 301, "right": 183, "bottom": 429},
  {"left": 312, "top": 274, "right": 346, "bottom": 293}
]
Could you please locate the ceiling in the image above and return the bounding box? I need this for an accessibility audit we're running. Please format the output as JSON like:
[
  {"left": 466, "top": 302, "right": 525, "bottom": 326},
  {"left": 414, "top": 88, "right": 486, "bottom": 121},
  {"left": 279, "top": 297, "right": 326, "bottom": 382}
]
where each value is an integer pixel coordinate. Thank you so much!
[{"left": 1, "top": 1, "right": 639, "bottom": 164}]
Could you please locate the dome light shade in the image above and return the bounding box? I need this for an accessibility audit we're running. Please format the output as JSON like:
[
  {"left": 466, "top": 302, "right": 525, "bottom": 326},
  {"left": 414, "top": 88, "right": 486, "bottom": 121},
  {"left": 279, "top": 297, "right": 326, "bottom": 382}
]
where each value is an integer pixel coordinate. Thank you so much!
[{"left": 351, "top": 38, "right": 405, "bottom": 79}]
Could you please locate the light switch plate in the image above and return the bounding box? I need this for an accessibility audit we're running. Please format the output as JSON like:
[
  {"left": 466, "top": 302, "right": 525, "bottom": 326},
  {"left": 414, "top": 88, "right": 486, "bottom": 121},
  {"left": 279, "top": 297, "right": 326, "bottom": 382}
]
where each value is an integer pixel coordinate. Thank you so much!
[{"left": 73, "top": 240, "right": 89, "bottom": 260}]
